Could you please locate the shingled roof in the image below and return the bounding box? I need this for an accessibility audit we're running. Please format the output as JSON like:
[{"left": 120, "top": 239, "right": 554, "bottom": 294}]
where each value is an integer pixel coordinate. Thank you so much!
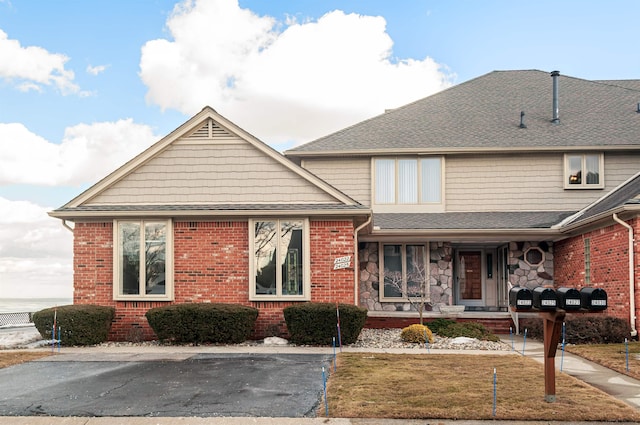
[
  {"left": 562, "top": 172, "right": 640, "bottom": 227},
  {"left": 286, "top": 70, "right": 640, "bottom": 156}
]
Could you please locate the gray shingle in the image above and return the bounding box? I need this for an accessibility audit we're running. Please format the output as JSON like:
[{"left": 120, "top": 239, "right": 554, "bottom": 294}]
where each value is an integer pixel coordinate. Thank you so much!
[
  {"left": 567, "top": 173, "right": 640, "bottom": 224},
  {"left": 52, "top": 203, "right": 369, "bottom": 214},
  {"left": 374, "top": 211, "right": 575, "bottom": 230},
  {"left": 287, "top": 70, "right": 640, "bottom": 155}
]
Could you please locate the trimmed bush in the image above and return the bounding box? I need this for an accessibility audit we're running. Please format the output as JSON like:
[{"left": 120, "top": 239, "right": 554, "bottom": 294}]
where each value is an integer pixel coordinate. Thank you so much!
[
  {"left": 145, "top": 303, "right": 258, "bottom": 344},
  {"left": 521, "top": 315, "right": 631, "bottom": 344},
  {"left": 426, "top": 318, "right": 456, "bottom": 335},
  {"left": 32, "top": 304, "right": 115, "bottom": 346},
  {"left": 436, "top": 321, "right": 500, "bottom": 342},
  {"left": 400, "top": 324, "right": 434, "bottom": 344},
  {"left": 284, "top": 302, "right": 367, "bottom": 345}
]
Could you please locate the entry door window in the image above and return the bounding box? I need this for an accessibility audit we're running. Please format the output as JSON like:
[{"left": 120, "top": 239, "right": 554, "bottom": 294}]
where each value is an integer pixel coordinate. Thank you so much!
[{"left": 458, "top": 251, "right": 483, "bottom": 303}]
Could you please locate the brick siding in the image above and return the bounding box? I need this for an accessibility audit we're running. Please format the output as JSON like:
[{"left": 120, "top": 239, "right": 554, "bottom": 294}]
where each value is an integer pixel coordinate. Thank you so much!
[
  {"left": 73, "top": 219, "right": 356, "bottom": 341},
  {"left": 554, "top": 218, "right": 639, "bottom": 328}
]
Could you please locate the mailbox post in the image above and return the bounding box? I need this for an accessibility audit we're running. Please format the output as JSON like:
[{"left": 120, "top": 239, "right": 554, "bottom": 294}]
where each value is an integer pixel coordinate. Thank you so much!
[
  {"left": 540, "top": 309, "right": 565, "bottom": 402},
  {"left": 509, "top": 285, "right": 607, "bottom": 403}
]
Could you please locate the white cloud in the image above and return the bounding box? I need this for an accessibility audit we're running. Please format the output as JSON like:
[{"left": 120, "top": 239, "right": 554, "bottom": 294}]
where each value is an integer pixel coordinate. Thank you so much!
[
  {"left": 86, "top": 64, "right": 108, "bottom": 76},
  {"left": 140, "top": 0, "right": 453, "bottom": 145},
  {"left": 0, "top": 197, "right": 72, "bottom": 298},
  {"left": 0, "top": 29, "right": 80, "bottom": 94},
  {"left": 0, "top": 120, "right": 158, "bottom": 186}
]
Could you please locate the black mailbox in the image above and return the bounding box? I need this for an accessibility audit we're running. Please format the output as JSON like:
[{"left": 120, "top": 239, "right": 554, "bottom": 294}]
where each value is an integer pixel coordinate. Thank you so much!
[
  {"left": 532, "top": 287, "right": 557, "bottom": 310},
  {"left": 556, "top": 287, "right": 582, "bottom": 311},
  {"left": 509, "top": 287, "right": 533, "bottom": 310},
  {"left": 580, "top": 287, "right": 608, "bottom": 311}
]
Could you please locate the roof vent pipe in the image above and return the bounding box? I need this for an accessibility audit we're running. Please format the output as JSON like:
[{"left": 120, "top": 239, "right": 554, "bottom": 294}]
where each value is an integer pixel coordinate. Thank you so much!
[
  {"left": 551, "top": 70, "right": 560, "bottom": 124},
  {"left": 637, "top": 102, "right": 640, "bottom": 113},
  {"left": 519, "top": 111, "right": 527, "bottom": 128}
]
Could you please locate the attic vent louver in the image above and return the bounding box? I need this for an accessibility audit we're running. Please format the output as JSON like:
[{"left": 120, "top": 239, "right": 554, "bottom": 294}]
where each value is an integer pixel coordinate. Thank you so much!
[
  {"left": 550, "top": 70, "right": 560, "bottom": 124},
  {"left": 519, "top": 111, "right": 527, "bottom": 128}
]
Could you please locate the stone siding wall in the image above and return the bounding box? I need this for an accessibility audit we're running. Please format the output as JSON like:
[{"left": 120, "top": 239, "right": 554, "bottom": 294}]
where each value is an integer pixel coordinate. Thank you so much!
[
  {"left": 359, "top": 242, "right": 453, "bottom": 312},
  {"left": 508, "top": 241, "right": 554, "bottom": 289}
]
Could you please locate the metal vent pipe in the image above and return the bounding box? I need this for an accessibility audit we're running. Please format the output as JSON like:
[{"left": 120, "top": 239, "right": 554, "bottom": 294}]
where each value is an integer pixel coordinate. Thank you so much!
[{"left": 551, "top": 71, "right": 560, "bottom": 123}]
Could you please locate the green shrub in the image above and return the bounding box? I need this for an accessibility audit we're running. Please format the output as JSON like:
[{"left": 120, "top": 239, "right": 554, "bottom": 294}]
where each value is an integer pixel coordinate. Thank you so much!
[
  {"left": 284, "top": 302, "right": 367, "bottom": 345},
  {"left": 436, "top": 321, "right": 500, "bottom": 342},
  {"left": 521, "top": 315, "right": 631, "bottom": 344},
  {"left": 426, "top": 318, "right": 456, "bottom": 335},
  {"left": 400, "top": 324, "right": 434, "bottom": 344},
  {"left": 145, "top": 303, "right": 258, "bottom": 344},
  {"left": 32, "top": 304, "right": 115, "bottom": 346}
]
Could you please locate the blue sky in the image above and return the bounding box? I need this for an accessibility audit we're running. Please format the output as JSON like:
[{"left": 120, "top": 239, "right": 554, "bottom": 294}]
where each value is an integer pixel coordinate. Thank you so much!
[{"left": 0, "top": 0, "right": 638, "bottom": 298}]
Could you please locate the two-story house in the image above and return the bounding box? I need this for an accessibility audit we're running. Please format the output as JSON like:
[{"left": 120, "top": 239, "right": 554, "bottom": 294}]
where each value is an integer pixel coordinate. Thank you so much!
[
  {"left": 285, "top": 69, "right": 640, "bottom": 334},
  {"left": 49, "top": 70, "right": 640, "bottom": 340}
]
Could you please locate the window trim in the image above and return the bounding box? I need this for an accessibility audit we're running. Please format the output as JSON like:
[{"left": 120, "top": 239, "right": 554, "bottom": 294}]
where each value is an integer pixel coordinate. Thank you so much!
[
  {"left": 564, "top": 153, "right": 604, "bottom": 189},
  {"left": 112, "top": 219, "right": 174, "bottom": 301},
  {"left": 379, "top": 242, "right": 430, "bottom": 303},
  {"left": 249, "top": 218, "right": 311, "bottom": 301}
]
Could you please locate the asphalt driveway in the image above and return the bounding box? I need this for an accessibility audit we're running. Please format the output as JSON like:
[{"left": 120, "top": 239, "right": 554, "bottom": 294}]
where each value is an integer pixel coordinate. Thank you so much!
[{"left": 0, "top": 353, "right": 332, "bottom": 417}]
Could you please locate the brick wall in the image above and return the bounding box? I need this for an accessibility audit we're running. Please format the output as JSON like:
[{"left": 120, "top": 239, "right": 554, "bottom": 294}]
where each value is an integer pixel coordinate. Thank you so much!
[
  {"left": 554, "top": 218, "right": 639, "bottom": 328},
  {"left": 73, "top": 219, "right": 356, "bottom": 341}
]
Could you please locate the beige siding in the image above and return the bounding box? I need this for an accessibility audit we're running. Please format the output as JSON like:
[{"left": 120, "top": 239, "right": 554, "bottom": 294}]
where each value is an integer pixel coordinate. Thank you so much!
[
  {"left": 445, "top": 152, "right": 640, "bottom": 212},
  {"left": 88, "top": 138, "right": 338, "bottom": 205},
  {"left": 302, "top": 158, "right": 371, "bottom": 206}
]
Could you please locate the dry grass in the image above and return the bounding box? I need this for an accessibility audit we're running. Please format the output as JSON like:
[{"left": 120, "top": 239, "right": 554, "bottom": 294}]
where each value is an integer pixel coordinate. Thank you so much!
[
  {"left": 566, "top": 341, "right": 640, "bottom": 380},
  {"left": 325, "top": 353, "right": 640, "bottom": 421},
  {"left": 0, "top": 351, "right": 50, "bottom": 369}
]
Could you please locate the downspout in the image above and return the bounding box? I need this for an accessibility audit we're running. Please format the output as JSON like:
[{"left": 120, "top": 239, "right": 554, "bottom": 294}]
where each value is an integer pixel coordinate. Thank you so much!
[
  {"left": 353, "top": 215, "right": 372, "bottom": 305},
  {"left": 613, "top": 213, "right": 637, "bottom": 337},
  {"left": 61, "top": 219, "right": 74, "bottom": 232}
]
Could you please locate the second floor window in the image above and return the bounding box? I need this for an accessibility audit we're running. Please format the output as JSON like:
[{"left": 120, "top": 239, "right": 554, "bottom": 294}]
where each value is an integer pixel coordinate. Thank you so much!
[
  {"left": 375, "top": 157, "right": 442, "bottom": 204},
  {"left": 565, "top": 153, "right": 604, "bottom": 189}
]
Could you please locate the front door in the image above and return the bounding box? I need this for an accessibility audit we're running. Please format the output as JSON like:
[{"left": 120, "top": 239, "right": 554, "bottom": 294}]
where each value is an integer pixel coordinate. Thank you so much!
[{"left": 456, "top": 250, "right": 484, "bottom": 306}]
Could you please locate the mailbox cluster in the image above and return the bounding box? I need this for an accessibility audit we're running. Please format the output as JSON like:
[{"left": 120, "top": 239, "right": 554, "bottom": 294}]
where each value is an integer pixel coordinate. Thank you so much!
[{"left": 509, "top": 286, "right": 607, "bottom": 311}]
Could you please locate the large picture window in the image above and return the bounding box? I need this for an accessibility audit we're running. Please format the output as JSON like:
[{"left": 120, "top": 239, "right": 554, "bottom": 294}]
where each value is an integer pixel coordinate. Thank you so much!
[
  {"left": 114, "top": 220, "right": 173, "bottom": 300},
  {"left": 374, "top": 157, "right": 442, "bottom": 205},
  {"left": 564, "top": 153, "right": 604, "bottom": 189},
  {"left": 380, "top": 243, "right": 429, "bottom": 302},
  {"left": 250, "top": 219, "right": 310, "bottom": 300}
]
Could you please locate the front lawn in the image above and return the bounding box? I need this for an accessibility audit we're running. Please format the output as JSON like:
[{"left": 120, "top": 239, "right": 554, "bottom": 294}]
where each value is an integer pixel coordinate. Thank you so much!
[{"left": 325, "top": 353, "right": 640, "bottom": 421}]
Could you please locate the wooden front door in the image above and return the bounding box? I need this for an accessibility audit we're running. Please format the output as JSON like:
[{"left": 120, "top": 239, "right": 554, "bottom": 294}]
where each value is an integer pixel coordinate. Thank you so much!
[{"left": 457, "top": 250, "right": 484, "bottom": 305}]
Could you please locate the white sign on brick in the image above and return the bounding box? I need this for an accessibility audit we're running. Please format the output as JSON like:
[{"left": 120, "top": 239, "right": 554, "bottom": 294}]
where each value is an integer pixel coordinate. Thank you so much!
[{"left": 333, "top": 255, "right": 352, "bottom": 270}]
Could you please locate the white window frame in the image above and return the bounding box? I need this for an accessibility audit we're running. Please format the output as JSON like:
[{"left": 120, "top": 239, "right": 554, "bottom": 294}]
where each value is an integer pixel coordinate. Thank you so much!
[
  {"left": 379, "top": 242, "right": 430, "bottom": 302},
  {"left": 113, "top": 219, "right": 174, "bottom": 301},
  {"left": 564, "top": 153, "right": 604, "bottom": 189},
  {"left": 372, "top": 156, "right": 444, "bottom": 213},
  {"left": 249, "top": 218, "right": 311, "bottom": 301}
]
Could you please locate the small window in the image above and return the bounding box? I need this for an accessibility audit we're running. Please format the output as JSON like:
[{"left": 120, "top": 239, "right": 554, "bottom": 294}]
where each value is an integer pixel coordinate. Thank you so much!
[
  {"left": 524, "top": 247, "right": 544, "bottom": 267},
  {"left": 250, "top": 219, "right": 310, "bottom": 301},
  {"left": 584, "top": 238, "right": 591, "bottom": 285},
  {"left": 113, "top": 219, "right": 173, "bottom": 301},
  {"left": 564, "top": 154, "right": 604, "bottom": 189},
  {"left": 380, "top": 243, "right": 429, "bottom": 301}
]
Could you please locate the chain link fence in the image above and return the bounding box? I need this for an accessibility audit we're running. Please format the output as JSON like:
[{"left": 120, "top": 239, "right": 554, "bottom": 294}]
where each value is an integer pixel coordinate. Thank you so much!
[{"left": 0, "top": 312, "right": 34, "bottom": 327}]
